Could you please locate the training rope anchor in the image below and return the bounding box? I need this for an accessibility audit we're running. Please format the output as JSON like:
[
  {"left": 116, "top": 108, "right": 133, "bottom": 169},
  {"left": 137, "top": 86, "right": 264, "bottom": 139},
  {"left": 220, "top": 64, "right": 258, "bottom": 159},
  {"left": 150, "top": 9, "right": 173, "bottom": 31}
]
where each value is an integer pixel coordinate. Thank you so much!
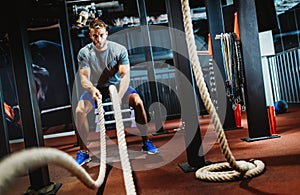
[
  {"left": 0, "top": 85, "right": 136, "bottom": 195},
  {"left": 180, "top": 0, "right": 265, "bottom": 181}
]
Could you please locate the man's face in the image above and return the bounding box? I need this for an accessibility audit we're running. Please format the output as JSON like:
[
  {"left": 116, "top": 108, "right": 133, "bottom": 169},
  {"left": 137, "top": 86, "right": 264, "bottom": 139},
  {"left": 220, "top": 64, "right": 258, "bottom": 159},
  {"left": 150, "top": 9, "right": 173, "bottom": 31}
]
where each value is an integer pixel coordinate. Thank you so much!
[{"left": 89, "top": 27, "right": 108, "bottom": 50}]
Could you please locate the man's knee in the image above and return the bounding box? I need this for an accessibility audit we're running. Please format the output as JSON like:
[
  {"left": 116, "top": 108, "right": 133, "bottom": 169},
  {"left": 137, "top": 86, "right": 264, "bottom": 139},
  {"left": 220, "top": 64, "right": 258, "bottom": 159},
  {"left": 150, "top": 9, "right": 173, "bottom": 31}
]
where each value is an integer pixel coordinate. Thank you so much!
[
  {"left": 129, "top": 94, "right": 144, "bottom": 107},
  {"left": 75, "top": 106, "right": 84, "bottom": 115},
  {"left": 75, "top": 100, "right": 93, "bottom": 117},
  {"left": 75, "top": 107, "right": 86, "bottom": 122}
]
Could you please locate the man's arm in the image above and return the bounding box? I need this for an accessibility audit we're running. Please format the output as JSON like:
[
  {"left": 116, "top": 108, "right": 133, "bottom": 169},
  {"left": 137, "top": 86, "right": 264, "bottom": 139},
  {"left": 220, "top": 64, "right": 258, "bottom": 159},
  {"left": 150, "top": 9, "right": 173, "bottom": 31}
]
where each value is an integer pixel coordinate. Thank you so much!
[
  {"left": 79, "top": 67, "right": 101, "bottom": 100},
  {"left": 118, "top": 64, "right": 130, "bottom": 102}
]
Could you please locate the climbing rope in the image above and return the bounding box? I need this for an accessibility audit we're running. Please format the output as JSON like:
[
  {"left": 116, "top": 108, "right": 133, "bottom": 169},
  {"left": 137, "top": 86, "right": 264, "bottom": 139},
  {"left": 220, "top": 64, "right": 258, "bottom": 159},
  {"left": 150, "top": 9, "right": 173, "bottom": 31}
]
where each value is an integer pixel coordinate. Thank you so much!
[
  {"left": 181, "top": 0, "right": 265, "bottom": 181},
  {"left": 0, "top": 85, "right": 136, "bottom": 194}
]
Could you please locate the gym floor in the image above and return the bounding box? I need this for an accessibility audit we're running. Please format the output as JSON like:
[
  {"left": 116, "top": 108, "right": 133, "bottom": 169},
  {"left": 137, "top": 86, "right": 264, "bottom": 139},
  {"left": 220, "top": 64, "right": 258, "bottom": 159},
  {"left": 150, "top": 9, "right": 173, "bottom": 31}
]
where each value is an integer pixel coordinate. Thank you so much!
[{"left": 6, "top": 104, "right": 300, "bottom": 195}]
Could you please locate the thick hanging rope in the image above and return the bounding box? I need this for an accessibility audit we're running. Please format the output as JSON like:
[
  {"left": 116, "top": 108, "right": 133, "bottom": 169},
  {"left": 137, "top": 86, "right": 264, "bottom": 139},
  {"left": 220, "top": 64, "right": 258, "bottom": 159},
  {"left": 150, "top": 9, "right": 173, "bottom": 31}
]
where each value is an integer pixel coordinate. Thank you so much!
[
  {"left": 180, "top": 0, "right": 265, "bottom": 181},
  {"left": 0, "top": 86, "right": 136, "bottom": 194},
  {"left": 108, "top": 85, "right": 136, "bottom": 194}
]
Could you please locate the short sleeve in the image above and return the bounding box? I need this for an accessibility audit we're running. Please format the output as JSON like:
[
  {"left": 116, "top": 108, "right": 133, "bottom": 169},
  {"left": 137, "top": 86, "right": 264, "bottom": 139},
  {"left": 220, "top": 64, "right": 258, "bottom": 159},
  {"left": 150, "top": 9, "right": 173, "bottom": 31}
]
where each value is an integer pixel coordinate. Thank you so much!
[
  {"left": 77, "top": 48, "right": 90, "bottom": 69},
  {"left": 118, "top": 46, "right": 130, "bottom": 65}
]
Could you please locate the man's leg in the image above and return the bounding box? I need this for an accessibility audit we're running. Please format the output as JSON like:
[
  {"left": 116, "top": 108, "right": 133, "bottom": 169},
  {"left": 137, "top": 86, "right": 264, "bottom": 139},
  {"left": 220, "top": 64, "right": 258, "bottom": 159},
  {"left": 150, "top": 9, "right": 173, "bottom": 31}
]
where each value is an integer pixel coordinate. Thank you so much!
[
  {"left": 128, "top": 93, "right": 148, "bottom": 141},
  {"left": 75, "top": 95, "right": 94, "bottom": 165},
  {"left": 75, "top": 99, "right": 93, "bottom": 151},
  {"left": 127, "top": 92, "right": 159, "bottom": 154}
]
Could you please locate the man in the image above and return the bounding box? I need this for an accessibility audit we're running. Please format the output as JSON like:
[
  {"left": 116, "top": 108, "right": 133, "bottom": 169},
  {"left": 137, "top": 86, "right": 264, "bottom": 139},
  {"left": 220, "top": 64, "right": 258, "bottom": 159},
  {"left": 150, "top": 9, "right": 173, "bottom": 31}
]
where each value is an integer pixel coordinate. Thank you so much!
[{"left": 75, "top": 19, "right": 159, "bottom": 165}]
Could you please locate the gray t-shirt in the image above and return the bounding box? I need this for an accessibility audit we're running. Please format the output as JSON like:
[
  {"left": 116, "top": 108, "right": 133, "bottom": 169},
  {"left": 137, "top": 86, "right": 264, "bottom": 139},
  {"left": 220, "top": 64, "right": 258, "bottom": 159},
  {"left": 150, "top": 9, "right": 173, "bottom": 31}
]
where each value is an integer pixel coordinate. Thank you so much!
[{"left": 77, "top": 40, "right": 129, "bottom": 87}]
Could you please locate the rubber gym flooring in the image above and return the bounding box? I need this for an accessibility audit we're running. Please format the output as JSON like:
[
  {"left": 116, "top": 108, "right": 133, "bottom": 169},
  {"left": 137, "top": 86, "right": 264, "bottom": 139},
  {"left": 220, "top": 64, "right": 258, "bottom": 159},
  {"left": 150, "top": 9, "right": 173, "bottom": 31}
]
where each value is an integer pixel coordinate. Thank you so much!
[{"left": 6, "top": 104, "right": 300, "bottom": 195}]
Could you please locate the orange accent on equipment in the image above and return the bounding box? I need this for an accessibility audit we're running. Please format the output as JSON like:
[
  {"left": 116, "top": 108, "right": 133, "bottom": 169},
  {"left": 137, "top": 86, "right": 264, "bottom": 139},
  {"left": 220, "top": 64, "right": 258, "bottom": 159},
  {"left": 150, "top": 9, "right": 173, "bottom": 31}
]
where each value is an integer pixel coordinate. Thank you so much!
[
  {"left": 4, "top": 102, "right": 14, "bottom": 120},
  {"left": 267, "top": 105, "right": 277, "bottom": 135},
  {"left": 234, "top": 104, "right": 242, "bottom": 128},
  {"left": 208, "top": 33, "right": 213, "bottom": 57},
  {"left": 234, "top": 12, "right": 240, "bottom": 41}
]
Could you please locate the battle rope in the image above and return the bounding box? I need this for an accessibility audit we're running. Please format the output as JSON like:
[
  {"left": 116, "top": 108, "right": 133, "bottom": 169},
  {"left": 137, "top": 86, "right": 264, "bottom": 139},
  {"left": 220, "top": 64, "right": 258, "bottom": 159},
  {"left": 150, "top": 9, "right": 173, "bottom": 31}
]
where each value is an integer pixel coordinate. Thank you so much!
[
  {"left": 0, "top": 85, "right": 136, "bottom": 194},
  {"left": 181, "top": 0, "right": 265, "bottom": 181},
  {"left": 108, "top": 85, "right": 136, "bottom": 194}
]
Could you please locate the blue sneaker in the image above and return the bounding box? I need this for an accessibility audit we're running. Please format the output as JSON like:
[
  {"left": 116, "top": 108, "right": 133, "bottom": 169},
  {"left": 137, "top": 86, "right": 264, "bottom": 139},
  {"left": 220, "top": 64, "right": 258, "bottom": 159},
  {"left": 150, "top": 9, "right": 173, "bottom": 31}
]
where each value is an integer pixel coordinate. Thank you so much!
[
  {"left": 142, "top": 140, "right": 159, "bottom": 154},
  {"left": 75, "top": 150, "right": 91, "bottom": 166}
]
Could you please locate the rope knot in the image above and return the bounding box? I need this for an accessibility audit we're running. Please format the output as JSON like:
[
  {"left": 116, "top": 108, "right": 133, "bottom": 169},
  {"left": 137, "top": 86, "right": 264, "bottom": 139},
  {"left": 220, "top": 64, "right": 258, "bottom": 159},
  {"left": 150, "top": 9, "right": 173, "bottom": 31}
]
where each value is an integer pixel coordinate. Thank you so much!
[{"left": 195, "top": 159, "right": 265, "bottom": 182}]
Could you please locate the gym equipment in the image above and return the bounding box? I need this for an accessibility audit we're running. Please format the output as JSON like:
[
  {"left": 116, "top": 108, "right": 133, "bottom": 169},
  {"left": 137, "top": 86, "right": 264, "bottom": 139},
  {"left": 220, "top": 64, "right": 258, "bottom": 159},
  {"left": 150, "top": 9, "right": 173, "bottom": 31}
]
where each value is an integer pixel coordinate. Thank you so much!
[
  {"left": 218, "top": 32, "right": 246, "bottom": 111},
  {"left": 180, "top": 0, "right": 265, "bottom": 181},
  {"left": 234, "top": 103, "right": 242, "bottom": 128},
  {"left": 95, "top": 100, "right": 135, "bottom": 131},
  {"left": 267, "top": 105, "right": 277, "bottom": 135},
  {"left": 274, "top": 100, "right": 288, "bottom": 114},
  {"left": 0, "top": 85, "right": 136, "bottom": 195}
]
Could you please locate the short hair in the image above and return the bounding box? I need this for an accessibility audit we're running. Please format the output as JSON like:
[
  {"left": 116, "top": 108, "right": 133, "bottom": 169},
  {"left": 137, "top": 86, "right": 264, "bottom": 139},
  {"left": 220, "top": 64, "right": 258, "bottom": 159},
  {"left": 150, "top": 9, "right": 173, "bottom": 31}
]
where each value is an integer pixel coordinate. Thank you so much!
[{"left": 89, "top": 18, "right": 107, "bottom": 30}]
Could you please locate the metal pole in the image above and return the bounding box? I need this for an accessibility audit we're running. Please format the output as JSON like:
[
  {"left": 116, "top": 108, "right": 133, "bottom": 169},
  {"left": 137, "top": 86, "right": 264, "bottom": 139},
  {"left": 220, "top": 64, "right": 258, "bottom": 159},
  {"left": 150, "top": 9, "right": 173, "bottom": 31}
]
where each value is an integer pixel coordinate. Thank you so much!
[
  {"left": 165, "top": 0, "right": 207, "bottom": 172},
  {"left": 58, "top": 0, "right": 80, "bottom": 146},
  {"left": 136, "top": 0, "right": 165, "bottom": 134},
  {"left": 0, "top": 76, "right": 10, "bottom": 159},
  {"left": 237, "top": 0, "right": 274, "bottom": 141},
  {"left": 8, "top": 1, "right": 61, "bottom": 193},
  {"left": 204, "top": 0, "right": 237, "bottom": 130}
]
